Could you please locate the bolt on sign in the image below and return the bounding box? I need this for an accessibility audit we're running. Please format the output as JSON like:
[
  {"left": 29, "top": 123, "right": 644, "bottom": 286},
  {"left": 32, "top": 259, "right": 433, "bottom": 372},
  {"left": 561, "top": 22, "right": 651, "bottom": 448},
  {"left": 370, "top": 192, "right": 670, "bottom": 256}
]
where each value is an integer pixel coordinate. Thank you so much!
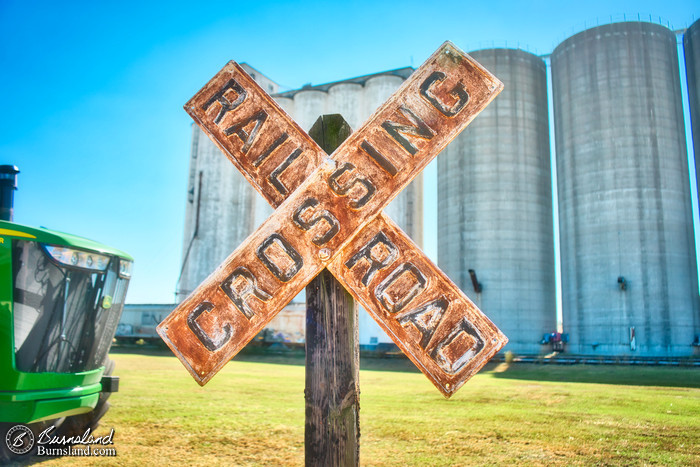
[{"left": 157, "top": 41, "right": 507, "bottom": 397}]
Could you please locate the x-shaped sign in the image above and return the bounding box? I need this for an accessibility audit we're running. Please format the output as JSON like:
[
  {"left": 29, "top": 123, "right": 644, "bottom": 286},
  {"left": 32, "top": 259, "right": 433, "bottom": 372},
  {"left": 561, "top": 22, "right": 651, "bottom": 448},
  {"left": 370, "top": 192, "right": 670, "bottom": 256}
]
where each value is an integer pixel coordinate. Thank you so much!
[{"left": 157, "top": 42, "right": 507, "bottom": 397}]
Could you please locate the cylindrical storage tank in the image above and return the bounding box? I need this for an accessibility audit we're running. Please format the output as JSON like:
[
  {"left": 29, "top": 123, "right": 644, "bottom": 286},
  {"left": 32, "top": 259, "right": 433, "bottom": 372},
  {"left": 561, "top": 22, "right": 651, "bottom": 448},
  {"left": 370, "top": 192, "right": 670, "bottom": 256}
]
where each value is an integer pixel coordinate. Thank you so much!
[
  {"left": 275, "top": 96, "right": 296, "bottom": 123},
  {"left": 363, "top": 74, "right": 424, "bottom": 247},
  {"left": 283, "top": 73, "right": 423, "bottom": 346},
  {"left": 327, "top": 82, "right": 364, "bottom": 131},
  {"left": 363, "top": 74, "right": 404, "bottom": 117},
  {"left": 176, "top": 126, "right": 260, "bottom": 302},
  {"left": 437, "top": 48, "right": 555, "bottom": 355},
  {"left": 552, "top": 22, "right": 699, "bottom": 356},
  {"left": 293, "top": 89, "right": 327, "bottom": 132},
  {"left": 268, "top": 95, "right": 295, "bottom": 228},
  {"left": 273, "top": 72, "right": 425, "bottom": 348},
  {"left": 685, "top": 19, "right": 700, "bottom": 214}
]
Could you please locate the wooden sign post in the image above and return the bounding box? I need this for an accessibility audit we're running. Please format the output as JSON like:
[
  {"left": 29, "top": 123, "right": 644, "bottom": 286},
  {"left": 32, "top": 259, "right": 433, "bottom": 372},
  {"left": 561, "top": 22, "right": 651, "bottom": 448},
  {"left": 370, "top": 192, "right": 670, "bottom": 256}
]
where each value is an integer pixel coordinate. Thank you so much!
[
  {"left": 157, "top": 41, "right": 508, "bottom": 463},
  {"left": 305, "top": 115, "right": 359, "bottom": 466}
]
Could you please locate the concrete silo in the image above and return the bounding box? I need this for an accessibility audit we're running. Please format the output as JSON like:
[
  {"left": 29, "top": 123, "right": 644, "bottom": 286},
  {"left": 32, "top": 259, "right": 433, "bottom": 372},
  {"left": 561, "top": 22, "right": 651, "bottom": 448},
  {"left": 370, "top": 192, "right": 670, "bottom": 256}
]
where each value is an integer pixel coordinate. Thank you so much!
[
  {"left": 437, "top": 48, "right": 556, "bottom": 355},
  {"left": 176, "top": 125, "right": 267, "bottom": 302},
  {"left": 273, "top": 67, "right": 423, "bottom": 348},
  {"left": 362, "top": 73, "right": 424, "bottom": 249},
  {"left": 685, "top": 19, "right": 700, "bottom": 214},
  {"left": 291, "top": 88, "right": 327, "bottom": 132},
  {"left": 178, "top": 64, "right": 424, "bottom": 348},
  {"left": 176, "top": 65, "right": 278, "bottom": 302},
  {"left": 272, "top": 67, "right": 423, "bottom": 246},
  {"left": 552, "top": 22, "right": 699, "bottom": 356},
  {"left": 327, "top": 82, "right": 364, "bottom": 130},
  {"left": 275, "top": 95, "right": 296, "bottom": 122}
]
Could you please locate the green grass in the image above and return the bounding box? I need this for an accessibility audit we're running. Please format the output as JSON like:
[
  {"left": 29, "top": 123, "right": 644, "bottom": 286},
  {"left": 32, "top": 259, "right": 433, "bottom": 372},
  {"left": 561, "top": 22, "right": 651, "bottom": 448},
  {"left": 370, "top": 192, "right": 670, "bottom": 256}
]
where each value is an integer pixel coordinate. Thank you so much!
[{"left": 39, "top": 351, "right": 699, "bottom": 466}]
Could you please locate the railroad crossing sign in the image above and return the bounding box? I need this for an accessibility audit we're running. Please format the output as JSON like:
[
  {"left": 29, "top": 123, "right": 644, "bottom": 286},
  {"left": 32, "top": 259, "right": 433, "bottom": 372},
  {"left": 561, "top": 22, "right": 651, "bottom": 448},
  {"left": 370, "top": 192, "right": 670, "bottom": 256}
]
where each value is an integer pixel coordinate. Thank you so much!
[{"left": 157, "top": 42, "right": 507, "bottom": 397}]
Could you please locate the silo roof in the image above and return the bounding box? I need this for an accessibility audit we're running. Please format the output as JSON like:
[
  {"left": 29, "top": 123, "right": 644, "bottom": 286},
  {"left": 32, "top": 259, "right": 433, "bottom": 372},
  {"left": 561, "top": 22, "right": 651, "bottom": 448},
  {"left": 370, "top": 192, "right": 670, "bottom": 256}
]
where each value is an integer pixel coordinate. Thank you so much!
[{"left": 274, "top": 67, "right": 414, "bottom": 98}]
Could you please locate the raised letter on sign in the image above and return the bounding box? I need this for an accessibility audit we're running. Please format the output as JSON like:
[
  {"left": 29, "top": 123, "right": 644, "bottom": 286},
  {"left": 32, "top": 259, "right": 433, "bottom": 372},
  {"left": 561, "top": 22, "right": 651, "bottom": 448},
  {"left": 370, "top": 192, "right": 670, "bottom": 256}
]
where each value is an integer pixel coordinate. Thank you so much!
[
  {"left": 253, "top": 133, "right": 289, "bottom": 167},
  {"left": 269, "top": 148, "right": 303, "bottom": 196},
  {"left": 344, "top": 231, "right": 398, "bottom": 286},
  {"left": 420, "top": 71, "right": 469, "bottom": 117},
  {"left": 374, "top": 262, "right": 427, "bottom": 313},
  {"left": 202, "top": 79, "right": 247, "bottom": 124},
  {"left": 431, "top": 318, "right": 485, "bottom": 375},
  {"left": 292, "top": 198, "right": 340, "bottom": 246},
  {"left": 225, "top": 110, "right": 268, "bottom": 153},
  {"left": 256, "top": 233, "right": 303, "bottom": 282},
  {"left": 396, "top": 296, "right": 448, "bottom": 349},
  {"left": 360, "top": 140, "right": 398, "bottom": 176},
  {"left": 220, "top": 267, "right": 272, "bottom": 319},
  {"left": 328, "top": 162, "right": 375, "bottom": 209},
  {"left": 187, "top": 302, "right": 232, "bottom": 352},
  {"left": 381, "top": 105, "right": 435, "bottom": 155}
]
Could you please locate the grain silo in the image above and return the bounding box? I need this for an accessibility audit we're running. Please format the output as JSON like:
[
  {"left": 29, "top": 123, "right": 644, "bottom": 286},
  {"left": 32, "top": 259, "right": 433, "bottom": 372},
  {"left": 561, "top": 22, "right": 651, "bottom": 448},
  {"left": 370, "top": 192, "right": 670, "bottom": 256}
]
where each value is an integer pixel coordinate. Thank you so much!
[
  {"left": 176, "top": 65, "right": 276, "bottom": 302},
  {"left": 359, "top": 72, "right": 423, "bottom": 249},
  {"left": 437, "top": 48, "right": 556, "bottom": 355},
  {"left": 178, "top": 65, "right": 423, "bottom": 348},
  {"left": 552, "top": 22, "right": 699, "bottom": 357},
  {"left": 273, "top": 68, "right": 423, "bottom": 348},
  {"left": 176, "top": 125, "right": 269, "bottom": 302},
  {"left": 272, "top": 68, "right": 422, "bottom": 245},
  {"left": 685, "top": 19, "right": 700, "bottom": 211}
]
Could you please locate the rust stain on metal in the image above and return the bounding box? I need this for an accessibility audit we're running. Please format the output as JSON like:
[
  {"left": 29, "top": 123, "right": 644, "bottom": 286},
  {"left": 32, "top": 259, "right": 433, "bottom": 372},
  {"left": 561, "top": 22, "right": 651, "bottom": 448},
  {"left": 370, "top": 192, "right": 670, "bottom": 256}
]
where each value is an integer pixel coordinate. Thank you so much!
[
  {"left": 157, "top": 41, "right": 505, "bottom": 391},
  {"left": 184, "top": 62, "right": 324, "bottom": 207},
  {"left": 327, "top": 215, "right": 507, "bottom": 397}
]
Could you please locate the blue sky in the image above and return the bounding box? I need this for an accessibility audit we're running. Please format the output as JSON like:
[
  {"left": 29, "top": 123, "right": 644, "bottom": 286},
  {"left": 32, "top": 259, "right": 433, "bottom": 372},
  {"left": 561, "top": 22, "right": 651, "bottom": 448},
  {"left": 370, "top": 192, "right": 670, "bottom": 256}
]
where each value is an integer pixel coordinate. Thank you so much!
[{"left": 1, "top": 1, "right": 697, "bottom": 304}]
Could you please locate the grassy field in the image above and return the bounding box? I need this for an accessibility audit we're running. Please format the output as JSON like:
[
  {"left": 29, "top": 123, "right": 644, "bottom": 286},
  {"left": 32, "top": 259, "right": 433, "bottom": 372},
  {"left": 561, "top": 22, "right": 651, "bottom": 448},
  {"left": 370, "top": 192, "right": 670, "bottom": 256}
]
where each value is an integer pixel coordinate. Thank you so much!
[{"left": 35, "top": 350, "right": 699, "bottom": 466}]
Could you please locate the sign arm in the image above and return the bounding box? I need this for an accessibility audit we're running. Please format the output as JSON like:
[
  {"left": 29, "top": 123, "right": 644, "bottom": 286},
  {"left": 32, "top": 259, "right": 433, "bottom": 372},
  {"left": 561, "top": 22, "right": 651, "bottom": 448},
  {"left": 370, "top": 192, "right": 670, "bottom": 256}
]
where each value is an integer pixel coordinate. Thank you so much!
[{"left": 157, "top": 41, "right": 507, "bottom": 397}]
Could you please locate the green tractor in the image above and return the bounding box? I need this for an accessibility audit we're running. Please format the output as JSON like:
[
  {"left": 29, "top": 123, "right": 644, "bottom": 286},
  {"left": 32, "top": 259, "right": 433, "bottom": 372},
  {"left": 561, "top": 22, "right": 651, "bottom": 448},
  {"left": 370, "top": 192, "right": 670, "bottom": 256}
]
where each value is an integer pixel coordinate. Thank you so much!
[{"left": 0, "top": 166, "right": 132, "bottom": 460}]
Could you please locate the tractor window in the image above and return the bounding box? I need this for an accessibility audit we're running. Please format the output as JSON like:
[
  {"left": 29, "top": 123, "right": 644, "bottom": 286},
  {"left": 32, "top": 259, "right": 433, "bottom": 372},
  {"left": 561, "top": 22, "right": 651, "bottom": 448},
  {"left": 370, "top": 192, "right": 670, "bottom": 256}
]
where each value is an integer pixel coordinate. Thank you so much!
[{"left": 12, "top": 240, "right": 129, "bottom": 373}]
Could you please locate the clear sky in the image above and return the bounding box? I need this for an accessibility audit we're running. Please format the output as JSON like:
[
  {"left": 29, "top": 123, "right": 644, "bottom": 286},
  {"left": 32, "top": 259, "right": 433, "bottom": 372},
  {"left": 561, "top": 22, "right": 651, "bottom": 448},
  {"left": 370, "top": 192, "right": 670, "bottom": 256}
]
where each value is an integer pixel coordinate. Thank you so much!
[{"left": 1, "top": 1, "right": 698, "bottom": 304}]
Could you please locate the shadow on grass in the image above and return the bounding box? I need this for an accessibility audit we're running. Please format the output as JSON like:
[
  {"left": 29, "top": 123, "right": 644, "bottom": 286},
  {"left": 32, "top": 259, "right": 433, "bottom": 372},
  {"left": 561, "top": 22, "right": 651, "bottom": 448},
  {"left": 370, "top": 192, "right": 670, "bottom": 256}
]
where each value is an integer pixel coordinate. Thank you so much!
[
  {"left": 487, "top": 362, "right": 700, "bottom": 388},
  {"left": 110, "top": 346, "right": 699, "bottom": 388},
  {"left": 111, "top": 344, "right": 422, "bottom": 372}
]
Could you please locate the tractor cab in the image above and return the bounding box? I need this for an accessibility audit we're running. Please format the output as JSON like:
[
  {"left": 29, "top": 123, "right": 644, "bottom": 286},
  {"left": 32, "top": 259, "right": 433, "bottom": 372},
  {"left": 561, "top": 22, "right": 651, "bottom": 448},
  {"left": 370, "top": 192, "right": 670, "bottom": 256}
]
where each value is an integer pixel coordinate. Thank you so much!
[{"left": 0, "top": 221, "right": 132, "bottom": 424}]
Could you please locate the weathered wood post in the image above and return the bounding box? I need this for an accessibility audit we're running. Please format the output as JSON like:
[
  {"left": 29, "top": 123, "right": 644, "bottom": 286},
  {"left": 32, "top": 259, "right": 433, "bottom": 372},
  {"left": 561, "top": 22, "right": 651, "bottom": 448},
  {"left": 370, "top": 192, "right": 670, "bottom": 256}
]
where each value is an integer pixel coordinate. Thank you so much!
[{"left": 305, "top": 114, "right": 360, "bottom": 467}]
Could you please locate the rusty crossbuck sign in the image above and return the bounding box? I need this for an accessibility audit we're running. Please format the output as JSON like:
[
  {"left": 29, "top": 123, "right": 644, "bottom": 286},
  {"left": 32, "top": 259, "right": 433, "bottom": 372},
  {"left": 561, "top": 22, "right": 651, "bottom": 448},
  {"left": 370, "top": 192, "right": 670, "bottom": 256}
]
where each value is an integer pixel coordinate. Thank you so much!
[{"left": 157, "top": 42, "right": 507, "bottom": 397}]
